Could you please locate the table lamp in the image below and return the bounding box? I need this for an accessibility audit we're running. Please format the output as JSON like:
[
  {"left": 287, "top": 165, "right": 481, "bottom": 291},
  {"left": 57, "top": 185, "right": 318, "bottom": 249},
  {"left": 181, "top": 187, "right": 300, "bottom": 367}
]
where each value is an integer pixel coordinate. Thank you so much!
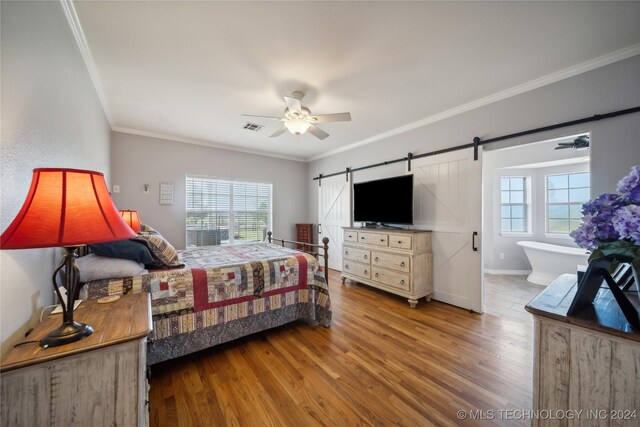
[
  {"left": 118, "top": 210, "right": 142, "bottom": 233},
  {"left": 0, "top": 168, "right": 136, "bottom": 347}
]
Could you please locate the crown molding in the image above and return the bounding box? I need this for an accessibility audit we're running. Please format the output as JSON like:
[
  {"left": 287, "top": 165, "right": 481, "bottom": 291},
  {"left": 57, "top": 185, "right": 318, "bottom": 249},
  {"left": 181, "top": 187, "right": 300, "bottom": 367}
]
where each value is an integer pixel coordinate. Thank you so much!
[
  {"left": 112, "top": 127, "right": 306, "bottom": 163},
  {"left": 306, "top": 43, "right": 640, "bottom": 162},
  {"left": 60, "top": 0, "right": 114, "bottom": 126}
]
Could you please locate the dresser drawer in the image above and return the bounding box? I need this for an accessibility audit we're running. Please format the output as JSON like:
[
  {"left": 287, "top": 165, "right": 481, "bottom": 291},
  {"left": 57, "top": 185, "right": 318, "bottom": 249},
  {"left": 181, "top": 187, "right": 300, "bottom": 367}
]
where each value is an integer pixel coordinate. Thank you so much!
[
  {"left": 342, "top": 260, "right": 371, "bottom": 279},
  {"left": 343, "top": 246, "right": 370, "bottom": 263},
  {"left": 358, "top": 232, "right": 388, "bottom": 247},
  {"left": 371, "top": 251, "right": 410, "bottom": 273},
  {"left": 372, "top": 267, "right": 410, "bottom": 291},
  {"left": 389, "top": 234, "right": 412, "bottom": 250},
  {"left": 343, "top": 230, "right": 358, "bottom": 242}
]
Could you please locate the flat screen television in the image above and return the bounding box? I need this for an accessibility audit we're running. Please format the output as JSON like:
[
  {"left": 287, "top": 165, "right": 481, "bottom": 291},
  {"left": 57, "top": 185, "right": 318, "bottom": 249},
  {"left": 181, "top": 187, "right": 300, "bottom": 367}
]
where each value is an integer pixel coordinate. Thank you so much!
[{"left": 353, "top": 174, "right": 413, "bottom": 225}]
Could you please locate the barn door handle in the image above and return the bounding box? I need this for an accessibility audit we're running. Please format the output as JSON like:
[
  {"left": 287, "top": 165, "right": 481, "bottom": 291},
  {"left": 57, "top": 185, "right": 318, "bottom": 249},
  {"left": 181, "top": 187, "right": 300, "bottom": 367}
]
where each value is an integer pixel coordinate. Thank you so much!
[{"left": 472, "top": 231, "right": 478, "bottom": 252}]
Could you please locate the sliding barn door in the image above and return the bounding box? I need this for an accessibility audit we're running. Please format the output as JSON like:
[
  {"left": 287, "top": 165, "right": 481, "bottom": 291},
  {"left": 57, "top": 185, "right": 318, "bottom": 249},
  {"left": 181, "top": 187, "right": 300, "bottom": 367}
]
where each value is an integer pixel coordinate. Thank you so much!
[
  {"left": 412, "top": 148, "right": 483, "bottom": 312},
  {"left": 318, "top": 174, "right": 351, "bottom": 271}
]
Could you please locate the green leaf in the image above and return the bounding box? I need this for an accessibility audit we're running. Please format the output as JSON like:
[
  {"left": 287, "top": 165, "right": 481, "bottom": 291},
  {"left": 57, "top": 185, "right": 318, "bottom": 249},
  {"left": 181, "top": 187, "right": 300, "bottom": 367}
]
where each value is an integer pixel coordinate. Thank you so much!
[
  {"left": 597, "top": 241, "right": 640, "bottom": 263},
  {"left": 588, "top": 248, "right": 604, "bottom": 263}
]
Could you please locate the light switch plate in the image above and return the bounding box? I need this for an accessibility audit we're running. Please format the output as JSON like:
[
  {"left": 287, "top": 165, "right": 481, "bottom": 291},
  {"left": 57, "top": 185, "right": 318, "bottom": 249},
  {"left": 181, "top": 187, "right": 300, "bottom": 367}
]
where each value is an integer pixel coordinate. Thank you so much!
[{"left": 112, "top": 185, "right": 120, "bottom": 194}]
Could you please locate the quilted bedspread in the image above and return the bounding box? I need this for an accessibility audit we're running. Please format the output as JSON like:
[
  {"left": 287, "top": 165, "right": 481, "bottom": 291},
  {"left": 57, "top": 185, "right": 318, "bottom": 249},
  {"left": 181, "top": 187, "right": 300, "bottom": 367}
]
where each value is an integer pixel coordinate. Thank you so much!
[{"left": 82, "top": 243, "right": 331, "bottom": 364}]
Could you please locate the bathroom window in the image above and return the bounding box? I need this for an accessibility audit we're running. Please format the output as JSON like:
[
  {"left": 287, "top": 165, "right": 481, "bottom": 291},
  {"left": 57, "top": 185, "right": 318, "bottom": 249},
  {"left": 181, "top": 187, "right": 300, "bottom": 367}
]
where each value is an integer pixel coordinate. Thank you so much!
[
  {"left": 546, "top": 172, "right": 590, "bottom": 235},
  {"left": 500, "top": 176, "right": 528, "bottom": 233}
]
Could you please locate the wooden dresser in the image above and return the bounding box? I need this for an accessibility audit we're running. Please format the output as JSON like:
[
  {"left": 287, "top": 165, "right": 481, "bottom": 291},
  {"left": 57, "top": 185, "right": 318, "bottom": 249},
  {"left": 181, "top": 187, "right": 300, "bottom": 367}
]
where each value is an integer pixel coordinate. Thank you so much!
[
  {"left": 525, "top": 274, "right": 640, "bottom": 427},
  {"left": 1, "top": 293, "right": 152, "bottom": 427},
  {"left": 295, "top": 223, "right": 313, "bottom": 250},
  {"left": 341, "top": 227, "right": 432, "bottom": 307}
]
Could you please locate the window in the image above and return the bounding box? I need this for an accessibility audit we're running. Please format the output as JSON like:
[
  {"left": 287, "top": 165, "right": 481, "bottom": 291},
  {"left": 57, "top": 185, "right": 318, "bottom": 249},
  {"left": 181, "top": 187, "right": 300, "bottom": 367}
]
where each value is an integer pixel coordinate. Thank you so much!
[
  {"left": 500, "top": 177, "right": 528, "bottom": 233},
  {"left": 186, "top": 176, "right": 272, "bottom": 247},
  {"left": 546, "top": 172, "right": 590, "bottom": 234}
]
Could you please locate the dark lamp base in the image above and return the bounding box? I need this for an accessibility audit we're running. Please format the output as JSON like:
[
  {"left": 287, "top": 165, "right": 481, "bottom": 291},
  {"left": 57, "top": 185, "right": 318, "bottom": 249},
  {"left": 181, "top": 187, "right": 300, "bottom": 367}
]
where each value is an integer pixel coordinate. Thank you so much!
[{"left": 40, "top": 321, "right": 94, "bottom": 348}]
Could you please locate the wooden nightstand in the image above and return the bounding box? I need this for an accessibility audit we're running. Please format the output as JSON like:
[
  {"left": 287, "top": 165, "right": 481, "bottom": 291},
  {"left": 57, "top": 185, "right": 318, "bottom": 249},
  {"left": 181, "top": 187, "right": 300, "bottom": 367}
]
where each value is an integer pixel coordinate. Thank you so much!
[{"left": 1, "top": 292, "right": 152, "bottom": 426}]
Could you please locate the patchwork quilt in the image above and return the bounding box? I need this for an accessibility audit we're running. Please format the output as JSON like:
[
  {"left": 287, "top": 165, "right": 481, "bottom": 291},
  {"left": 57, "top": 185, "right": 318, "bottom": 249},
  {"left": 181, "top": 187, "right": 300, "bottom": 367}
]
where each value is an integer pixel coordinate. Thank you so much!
[{"left": 82, "top": 243, "right": 331, "bottom": 364}]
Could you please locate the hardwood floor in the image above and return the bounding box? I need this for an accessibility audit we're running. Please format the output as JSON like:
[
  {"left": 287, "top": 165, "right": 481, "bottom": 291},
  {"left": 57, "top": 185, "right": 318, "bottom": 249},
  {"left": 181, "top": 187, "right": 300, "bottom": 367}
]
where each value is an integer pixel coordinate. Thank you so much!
[{"left": 149, "top": 270, "right": 535, "bottom": 426}]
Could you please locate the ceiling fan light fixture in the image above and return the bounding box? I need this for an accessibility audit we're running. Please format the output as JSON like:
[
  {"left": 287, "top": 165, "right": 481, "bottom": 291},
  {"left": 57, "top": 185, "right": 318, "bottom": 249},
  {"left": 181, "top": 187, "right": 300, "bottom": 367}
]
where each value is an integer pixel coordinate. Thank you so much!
[
  {"left": 243, "top": 91, "right": 351, "bottom": 140},
  {"left": 285, "top": 118, "right": 311, "bottom": 135}
]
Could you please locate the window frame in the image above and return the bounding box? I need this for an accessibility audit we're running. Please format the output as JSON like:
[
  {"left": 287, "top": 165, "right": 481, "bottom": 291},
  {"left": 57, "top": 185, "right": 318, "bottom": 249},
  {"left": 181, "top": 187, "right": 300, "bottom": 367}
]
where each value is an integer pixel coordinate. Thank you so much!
[
  {"left": 499, "top": 176, "right": 530, "bottom": 235},
  {"left": 185, "top": 175, "right": 273, "bottom": 247},
  {"left": 545, "top": 171, "right": 590, "bottom": 236}
]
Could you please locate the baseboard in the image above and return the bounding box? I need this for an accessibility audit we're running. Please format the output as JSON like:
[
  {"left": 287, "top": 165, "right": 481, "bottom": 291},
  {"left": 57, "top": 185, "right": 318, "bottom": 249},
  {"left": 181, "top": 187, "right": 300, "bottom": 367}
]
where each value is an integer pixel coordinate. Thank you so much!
[{"left": 484, "top": 269, "right": 532, "bottom": 275}]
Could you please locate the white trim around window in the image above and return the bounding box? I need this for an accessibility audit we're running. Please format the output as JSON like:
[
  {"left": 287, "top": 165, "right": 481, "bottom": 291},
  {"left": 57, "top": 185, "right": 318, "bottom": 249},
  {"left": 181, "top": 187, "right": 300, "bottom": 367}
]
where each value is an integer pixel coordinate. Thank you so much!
[
  {"left": 500, "top": 176, "right": 531, "bottom": 234},
  {"left": 185, "top": 175, "right": 272, "bottom": 247},
  {"left": 545, "top": 171, "right": 590, "bottom": 236}
]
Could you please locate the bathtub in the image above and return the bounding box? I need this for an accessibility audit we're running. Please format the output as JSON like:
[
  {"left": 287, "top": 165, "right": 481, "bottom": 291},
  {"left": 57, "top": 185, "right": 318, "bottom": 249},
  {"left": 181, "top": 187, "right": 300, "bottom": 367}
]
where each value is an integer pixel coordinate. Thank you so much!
[{"left": 517, "top": 241, "right": 589, "bottom": 286}]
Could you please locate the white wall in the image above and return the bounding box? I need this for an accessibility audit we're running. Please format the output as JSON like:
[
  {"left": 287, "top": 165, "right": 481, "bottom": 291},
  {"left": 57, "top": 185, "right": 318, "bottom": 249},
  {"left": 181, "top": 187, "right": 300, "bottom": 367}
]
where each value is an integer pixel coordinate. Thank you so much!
[
  {"left": 308, "top": 55, "right": 640, "bottom": 256},
  {"left": 1, "top": 2, "right": 111, "bottom": 356},
  {"left": 110, "top": 132, "right": 309, "bottom": 249},
  {"left": 483, "top": 139, "right": 590, "bottom": 271}
]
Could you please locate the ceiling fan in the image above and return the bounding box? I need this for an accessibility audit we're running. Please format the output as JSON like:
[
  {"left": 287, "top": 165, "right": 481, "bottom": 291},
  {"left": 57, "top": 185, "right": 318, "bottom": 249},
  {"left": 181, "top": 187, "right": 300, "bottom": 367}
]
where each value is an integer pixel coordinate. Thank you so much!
[
  {"left": 555, "top": 135, "right": 589, "bottom": 150},
  {"left": 243, "top": 91, "right": 351, "bottom": 140}
]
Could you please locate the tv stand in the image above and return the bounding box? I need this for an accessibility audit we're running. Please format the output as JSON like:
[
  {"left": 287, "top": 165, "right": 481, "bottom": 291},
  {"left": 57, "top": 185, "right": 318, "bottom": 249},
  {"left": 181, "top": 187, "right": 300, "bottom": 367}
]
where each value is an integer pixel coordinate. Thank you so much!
[{"left": 341, "top": 227, "right": 433, "bottom": 308}]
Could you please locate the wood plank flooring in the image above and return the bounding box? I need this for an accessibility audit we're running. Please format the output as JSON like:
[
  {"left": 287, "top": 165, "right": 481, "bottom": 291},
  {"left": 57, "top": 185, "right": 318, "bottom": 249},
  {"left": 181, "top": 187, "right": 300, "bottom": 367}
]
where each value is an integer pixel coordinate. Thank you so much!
[{"left": 149, "top": 270, "right": 536, "bottom": 426}]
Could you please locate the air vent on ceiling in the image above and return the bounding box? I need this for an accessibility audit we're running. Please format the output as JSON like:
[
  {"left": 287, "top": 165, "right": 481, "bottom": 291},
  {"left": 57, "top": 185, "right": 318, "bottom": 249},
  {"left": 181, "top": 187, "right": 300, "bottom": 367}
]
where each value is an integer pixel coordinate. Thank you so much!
[{"left": 243, "top": 122, "right": 264, "bottom": 132}]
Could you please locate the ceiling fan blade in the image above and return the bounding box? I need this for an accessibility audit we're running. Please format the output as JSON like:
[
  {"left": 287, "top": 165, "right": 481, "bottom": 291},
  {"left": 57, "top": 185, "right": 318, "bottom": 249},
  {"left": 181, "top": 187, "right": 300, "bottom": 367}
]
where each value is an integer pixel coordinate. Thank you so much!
[
  {"left": 307, "top": 124, "right": 329, "bottom": 140},
  {"left": 242, "top": 114, "right": 283, "bottom": 121},
  {"left": 284, "top": 96, "right": 302, "bottom": 115},
  {"left": 270, "top": 126, "right": 288, "bottom": 138},
  {"left": 312, "top": 112, "right": 352, "bottom": 123}
]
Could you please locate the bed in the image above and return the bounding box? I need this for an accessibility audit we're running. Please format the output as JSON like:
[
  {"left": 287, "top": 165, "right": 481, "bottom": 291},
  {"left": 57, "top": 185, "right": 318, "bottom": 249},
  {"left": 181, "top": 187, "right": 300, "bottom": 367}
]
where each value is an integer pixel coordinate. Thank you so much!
[{"left": 79, "top": 229, "right": 331, "bottom": 365}]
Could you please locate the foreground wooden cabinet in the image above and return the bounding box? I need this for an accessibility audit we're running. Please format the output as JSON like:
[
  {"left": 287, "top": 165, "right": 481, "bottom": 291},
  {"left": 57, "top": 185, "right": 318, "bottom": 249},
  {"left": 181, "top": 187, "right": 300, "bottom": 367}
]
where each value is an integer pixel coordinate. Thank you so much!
[
  {"left": 526, "top": 275, "right": 640, "bottom": 427},
  {"left": 341, "top": 227, "right": 432, "bottom": 307},
  {"left": 1, "top": 293, "right": 152, "bottom": 427}
]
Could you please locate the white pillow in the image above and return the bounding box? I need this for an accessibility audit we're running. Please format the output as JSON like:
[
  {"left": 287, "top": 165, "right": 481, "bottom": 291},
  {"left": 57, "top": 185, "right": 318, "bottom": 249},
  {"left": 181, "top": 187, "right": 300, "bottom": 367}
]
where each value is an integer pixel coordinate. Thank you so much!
[{"left": 76, "top": 253, "right": 147, "bottom": 282}]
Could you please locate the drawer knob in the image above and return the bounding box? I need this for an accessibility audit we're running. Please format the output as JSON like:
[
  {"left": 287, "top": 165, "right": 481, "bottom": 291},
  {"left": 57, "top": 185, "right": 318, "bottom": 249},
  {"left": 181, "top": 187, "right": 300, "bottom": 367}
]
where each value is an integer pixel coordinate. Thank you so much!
[
  {"left": 400, "top": 262, "right": 405, "bottom": 267},
  {"left": 345, "top": 251, "right": 349, "bottom": 255},
  {"left": 398, "top": 241, "right": 402, "bottom": 244},
  {"left": 374, "top": 256, "right": 379, "bottom": 261},
  {"left": 401, "top": 280, "right": 405, "bottom": 285},
  {"left": 345, "top": 265, "right": 349, "bottom": 269},
  {"left": 380, "top": 239, "right": 384, "bottom": 242},
  {"left": 375, "top": 273, "right": 379, "bottom": 277},
  {"left": 364, "top": 254, "right": 368, "bottom": 259},
  {"left": 364, "top": 270, "right": 368, "bottom": 274},
  {"left": 361, "top": 236, "right": 365, "bottom": 239}
]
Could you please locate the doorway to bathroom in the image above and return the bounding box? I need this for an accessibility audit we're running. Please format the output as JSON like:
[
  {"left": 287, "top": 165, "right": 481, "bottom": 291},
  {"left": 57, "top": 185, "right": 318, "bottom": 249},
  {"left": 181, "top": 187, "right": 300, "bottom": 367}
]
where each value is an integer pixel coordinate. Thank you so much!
[{"left": 482, "top": 134, "right": 591, "bottom": 325}]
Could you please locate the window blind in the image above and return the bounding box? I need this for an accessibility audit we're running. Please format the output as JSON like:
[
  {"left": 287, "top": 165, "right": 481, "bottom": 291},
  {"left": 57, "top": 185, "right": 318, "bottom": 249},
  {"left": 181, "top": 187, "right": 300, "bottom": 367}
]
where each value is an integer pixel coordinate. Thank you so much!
[{"left": 186, "top": 176, "right": 272, "bottom": 246}]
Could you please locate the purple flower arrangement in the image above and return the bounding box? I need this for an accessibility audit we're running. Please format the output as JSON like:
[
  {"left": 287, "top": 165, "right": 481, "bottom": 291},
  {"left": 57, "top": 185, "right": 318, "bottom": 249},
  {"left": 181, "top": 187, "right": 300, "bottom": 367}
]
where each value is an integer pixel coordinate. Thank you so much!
[
  {"left": 570, "top": 165, "right": 640, "bottom": 268},
  {"left": 617, "top": 165, "right": 640, "bottom": 201}
]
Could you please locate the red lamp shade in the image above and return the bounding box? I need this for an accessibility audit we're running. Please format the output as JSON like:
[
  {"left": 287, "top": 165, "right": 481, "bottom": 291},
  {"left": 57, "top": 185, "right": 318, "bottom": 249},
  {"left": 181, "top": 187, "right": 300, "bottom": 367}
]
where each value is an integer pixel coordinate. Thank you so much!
[
  {"left": 1, "top": 168, "right": 137, "bottom": 249},
  {"left": 118, "top": 210, "right": 141, "bottom": 233}
]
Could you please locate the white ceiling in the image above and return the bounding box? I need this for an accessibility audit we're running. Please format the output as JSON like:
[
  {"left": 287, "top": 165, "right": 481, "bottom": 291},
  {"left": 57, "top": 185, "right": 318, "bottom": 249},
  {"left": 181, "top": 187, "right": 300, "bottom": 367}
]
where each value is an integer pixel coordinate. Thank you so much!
[{"left": 72, "top": 1, "right": 640, "bottom": 162}]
